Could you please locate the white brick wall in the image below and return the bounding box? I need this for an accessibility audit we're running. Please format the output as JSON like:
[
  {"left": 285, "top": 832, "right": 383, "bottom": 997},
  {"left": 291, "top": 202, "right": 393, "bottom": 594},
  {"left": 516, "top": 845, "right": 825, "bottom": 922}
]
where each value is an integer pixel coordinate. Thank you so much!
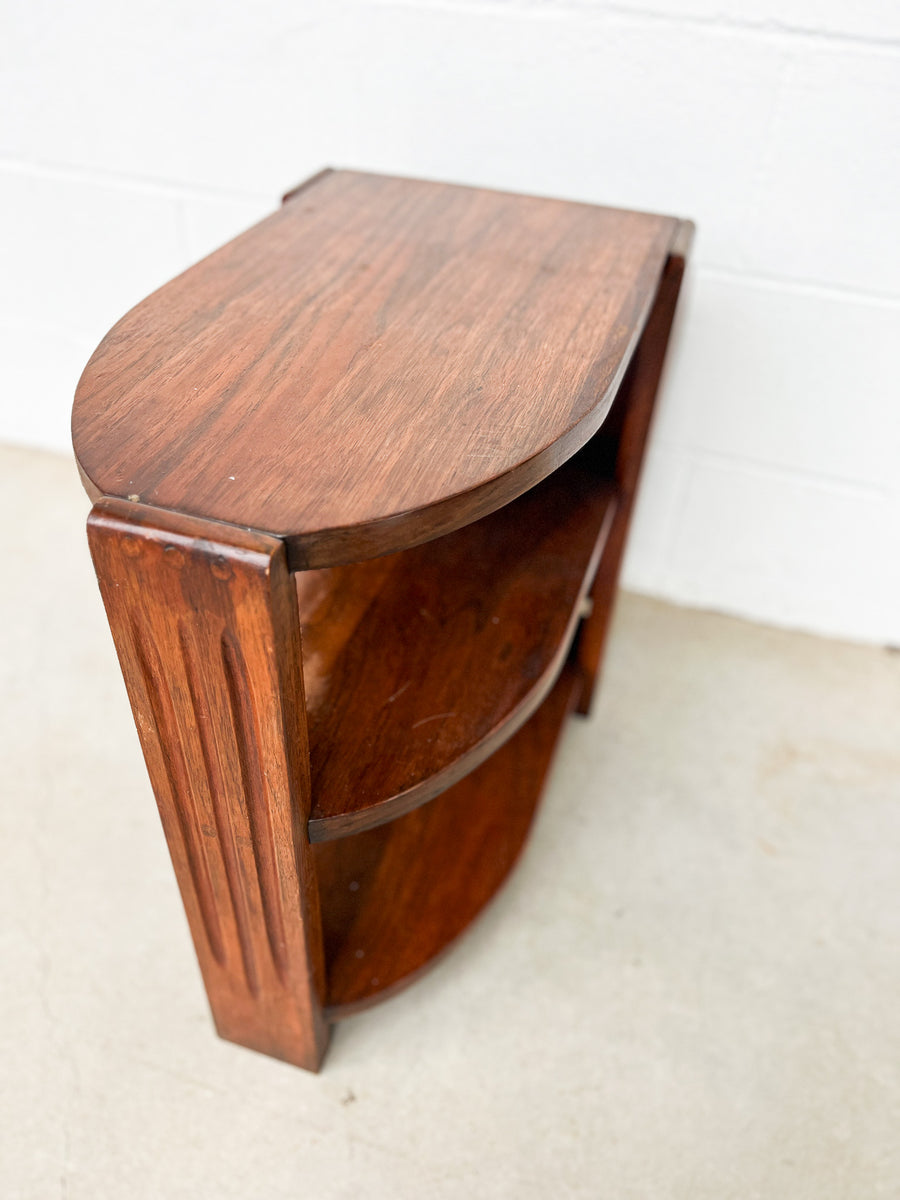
[{"left": 3, "top": 0, "right": 898, "bottom": 643}]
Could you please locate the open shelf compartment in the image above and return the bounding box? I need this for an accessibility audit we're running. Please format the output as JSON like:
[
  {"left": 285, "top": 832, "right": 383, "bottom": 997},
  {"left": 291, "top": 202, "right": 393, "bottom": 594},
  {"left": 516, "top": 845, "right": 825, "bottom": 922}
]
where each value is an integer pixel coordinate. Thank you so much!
[
  {"left": 314, "top": 662, "right": 584, "bottom": 1017},
  {"left": 298, "top": 453, "right": 617, "bottom": 842}
]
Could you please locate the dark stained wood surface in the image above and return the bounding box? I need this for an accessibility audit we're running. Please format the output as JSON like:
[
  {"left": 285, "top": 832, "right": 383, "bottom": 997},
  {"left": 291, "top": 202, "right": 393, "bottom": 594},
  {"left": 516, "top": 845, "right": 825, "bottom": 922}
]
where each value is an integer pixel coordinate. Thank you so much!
[
  {"left": 314, "top": 663, "right": 584, "bottom": 1018},
  {"left": 72, "top": 169, "right": 679, "bottom": 567},
  {"left": 87, "top": 499, "right": 330, "bottom": 1070},
  {"left": 299, "top": 457, "right": 616, "bottom": 841},
  {"left": 75, "top": 174, "right": 693, "bottom": 1071}
]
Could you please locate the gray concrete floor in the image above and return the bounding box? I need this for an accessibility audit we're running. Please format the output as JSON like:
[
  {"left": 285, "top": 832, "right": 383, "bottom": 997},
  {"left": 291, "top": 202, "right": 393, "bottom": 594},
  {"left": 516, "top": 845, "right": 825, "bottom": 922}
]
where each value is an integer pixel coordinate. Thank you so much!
[{"left": 2, "top": 442, "right": 898, "bottom": 1199}]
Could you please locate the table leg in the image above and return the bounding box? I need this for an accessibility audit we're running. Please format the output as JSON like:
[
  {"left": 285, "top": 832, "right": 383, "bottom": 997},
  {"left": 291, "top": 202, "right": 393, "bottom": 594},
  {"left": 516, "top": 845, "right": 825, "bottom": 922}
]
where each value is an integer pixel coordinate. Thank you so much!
[{"left": 88, "top": 499, "right": 330, "bottom": 1071}]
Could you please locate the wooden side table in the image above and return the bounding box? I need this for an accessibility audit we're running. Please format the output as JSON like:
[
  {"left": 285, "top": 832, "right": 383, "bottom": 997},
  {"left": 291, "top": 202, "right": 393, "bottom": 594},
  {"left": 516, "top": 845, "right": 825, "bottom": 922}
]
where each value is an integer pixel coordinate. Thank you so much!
[{"left": 72, "top": 169, "right": 692, "bottom": 1071}]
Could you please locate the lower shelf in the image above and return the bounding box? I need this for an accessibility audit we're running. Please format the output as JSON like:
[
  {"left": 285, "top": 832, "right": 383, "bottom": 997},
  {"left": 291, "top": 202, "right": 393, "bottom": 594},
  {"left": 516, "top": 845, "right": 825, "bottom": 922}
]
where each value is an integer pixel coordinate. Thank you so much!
[{"left": 314, "top": 662, "right": 584, "bottom": 1018}]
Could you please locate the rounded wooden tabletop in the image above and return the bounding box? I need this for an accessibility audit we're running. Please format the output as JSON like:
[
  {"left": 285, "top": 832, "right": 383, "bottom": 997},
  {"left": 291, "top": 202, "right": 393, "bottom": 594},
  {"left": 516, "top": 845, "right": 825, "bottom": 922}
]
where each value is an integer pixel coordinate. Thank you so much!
[{"left": 72, "top": 170, "right": 679, "bottom": 568}]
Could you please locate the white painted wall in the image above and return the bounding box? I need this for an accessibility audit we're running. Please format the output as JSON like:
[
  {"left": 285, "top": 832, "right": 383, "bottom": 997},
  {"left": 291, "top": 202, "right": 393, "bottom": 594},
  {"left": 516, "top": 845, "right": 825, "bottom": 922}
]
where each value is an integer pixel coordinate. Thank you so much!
[{"left": 3, "top": 0, "right": 899, "bottom": 643}]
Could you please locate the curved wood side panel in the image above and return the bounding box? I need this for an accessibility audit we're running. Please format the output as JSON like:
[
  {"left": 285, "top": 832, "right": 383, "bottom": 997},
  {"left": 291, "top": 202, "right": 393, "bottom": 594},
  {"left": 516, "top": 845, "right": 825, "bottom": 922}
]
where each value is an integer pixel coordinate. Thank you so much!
[
  {"left": 87, "top": 499, "right": 330, "bottom": 1070},
  {"left": 301, "top": 461, "right": 616, "bottom": 842},
  {"left": 72, "top": 169, "right": 677, "bottom": 568},
  {"left": 315, "top": 665, "right": 583, "bottom": 1018}
]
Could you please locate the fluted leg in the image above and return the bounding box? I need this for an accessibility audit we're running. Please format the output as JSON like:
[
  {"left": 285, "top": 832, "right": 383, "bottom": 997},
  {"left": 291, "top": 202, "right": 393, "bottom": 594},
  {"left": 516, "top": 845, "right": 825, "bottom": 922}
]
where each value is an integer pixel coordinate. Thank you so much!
[{"left": 88, "top": 499, "right": 330, "bottom": 1070}]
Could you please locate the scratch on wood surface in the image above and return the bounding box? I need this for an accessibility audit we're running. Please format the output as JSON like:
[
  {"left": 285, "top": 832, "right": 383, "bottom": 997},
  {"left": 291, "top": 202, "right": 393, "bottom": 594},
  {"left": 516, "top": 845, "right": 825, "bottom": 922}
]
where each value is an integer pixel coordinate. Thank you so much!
[{"left": 411, "top": 712, "right": 456, "bottom": 730}]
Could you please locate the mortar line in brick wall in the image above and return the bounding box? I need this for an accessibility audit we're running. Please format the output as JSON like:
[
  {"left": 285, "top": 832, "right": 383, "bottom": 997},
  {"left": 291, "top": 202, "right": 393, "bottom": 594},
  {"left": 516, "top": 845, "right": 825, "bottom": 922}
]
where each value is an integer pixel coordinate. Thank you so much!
[
  {"left": 5, "top": 158, "right": 896, "bottom": 311},
  {"left": 669, "top": 446, "right": 893, "bottom": 500},
  {"left": 698, "top": 266, "right": 900, "bottom": 310},
  {"left": 0, "top": 155, "right": 272, "bottom": 208},
  {"left": 360, "top": 0, "right": 900, "bottom": 53}
]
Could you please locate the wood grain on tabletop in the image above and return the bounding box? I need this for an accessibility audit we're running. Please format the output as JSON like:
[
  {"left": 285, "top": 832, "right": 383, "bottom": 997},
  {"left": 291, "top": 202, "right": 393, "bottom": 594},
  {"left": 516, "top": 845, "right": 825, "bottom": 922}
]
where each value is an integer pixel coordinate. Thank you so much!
[{"left": 72, "top": 169, "right": 678, "bottom": 567}]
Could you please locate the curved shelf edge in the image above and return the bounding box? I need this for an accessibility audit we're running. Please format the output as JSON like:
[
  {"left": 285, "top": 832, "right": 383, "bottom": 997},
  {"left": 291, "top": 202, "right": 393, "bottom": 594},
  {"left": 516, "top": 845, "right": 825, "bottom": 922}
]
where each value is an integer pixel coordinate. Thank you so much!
[
  {"left": 314, "top": 663, "right": 584, "bottom": 1019},
  {"left": 307, "top": 583, "right": 594, "bottom": 843},
  {"left": 284, "top": 396, "right": 619, "bottom": 571},
  {"left": 303, "top": 464, "right": 617, "bottom": 843}
]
